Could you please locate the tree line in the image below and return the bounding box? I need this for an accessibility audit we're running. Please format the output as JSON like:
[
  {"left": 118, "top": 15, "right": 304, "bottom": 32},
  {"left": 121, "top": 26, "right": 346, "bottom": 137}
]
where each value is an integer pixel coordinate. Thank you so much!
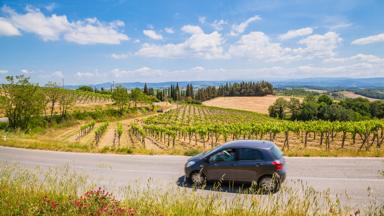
[
  {"left": 269, "top": 95, "right": 384, "bottom": 121},
  {"left": 195, "top": 81, "right": 273, "bottom": 101},
  {"left": 78, "top": 81, "right": 274, "bottom": 103}
]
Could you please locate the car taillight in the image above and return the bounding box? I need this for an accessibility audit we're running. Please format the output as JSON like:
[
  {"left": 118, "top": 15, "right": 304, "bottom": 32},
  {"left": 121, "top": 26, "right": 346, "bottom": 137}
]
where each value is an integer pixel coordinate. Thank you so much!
[{"left": 272, "top": 160, "right": 283, "bottom": 171}]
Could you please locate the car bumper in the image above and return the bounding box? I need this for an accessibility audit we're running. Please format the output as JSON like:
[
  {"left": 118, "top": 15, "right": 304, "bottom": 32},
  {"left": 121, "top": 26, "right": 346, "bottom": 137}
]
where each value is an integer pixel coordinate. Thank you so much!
[{"left": 184, "top": 165, "right": 196, "bottom": 179}]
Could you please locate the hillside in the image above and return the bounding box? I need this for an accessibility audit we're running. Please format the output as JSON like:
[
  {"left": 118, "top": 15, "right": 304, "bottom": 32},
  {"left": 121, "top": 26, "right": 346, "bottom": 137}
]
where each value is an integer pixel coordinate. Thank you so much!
[{"left": 64, "top": 77, "right": 384, "bottom": 90}]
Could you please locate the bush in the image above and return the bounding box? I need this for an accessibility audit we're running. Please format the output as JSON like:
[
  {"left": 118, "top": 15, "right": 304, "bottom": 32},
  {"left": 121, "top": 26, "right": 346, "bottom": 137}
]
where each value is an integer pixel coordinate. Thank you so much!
[
  {"left": 0, "top": 122, "right": 8, "bottom": 130},
  {"left": 183, "top": 148, "right": 202, "bottom": 156}
]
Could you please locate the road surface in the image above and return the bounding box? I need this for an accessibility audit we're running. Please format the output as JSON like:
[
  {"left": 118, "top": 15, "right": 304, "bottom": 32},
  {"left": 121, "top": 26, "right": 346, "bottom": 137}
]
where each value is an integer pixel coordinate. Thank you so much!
[{"left": 0, "top": 146, "right": 383, "bottom": 208}]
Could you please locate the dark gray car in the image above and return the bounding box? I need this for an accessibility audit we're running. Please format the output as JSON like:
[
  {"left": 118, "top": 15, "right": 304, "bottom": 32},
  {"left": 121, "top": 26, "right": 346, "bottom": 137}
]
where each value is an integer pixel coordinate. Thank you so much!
[{"left": 184, "top": 140, "right": 286, "bottom": 192}]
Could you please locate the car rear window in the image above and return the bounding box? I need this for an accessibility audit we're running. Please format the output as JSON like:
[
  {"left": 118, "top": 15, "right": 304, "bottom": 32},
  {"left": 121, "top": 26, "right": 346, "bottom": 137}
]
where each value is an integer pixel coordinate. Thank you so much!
[
  {"left": 238, "top": 148, "right": 263, "bottom": 160},
  {"left": 271, "top": 146, "right": 283, "bottom": 159}
]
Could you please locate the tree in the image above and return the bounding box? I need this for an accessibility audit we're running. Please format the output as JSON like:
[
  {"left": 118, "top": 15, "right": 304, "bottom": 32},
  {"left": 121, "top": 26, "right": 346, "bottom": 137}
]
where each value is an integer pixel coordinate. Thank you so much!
[
  {"left": 327, "top": 104, "right": 354, "bottom": 121},
  {"left": 317, "top": 102, "right": 331, "bottom": 120},
  {"left": 130, "top": 88, "right": 146, "bottom": 107},
  {"left": 317, "top": 95, "right": 333, "bottom": 105},
  {"left": 156, "top": 90, "right": 164, "bottom": 101},
  {"left": 143, "top": 83, "right": 149, "bottom": 95},
  {"left": 340, "top": 98, "right": 371, "bottom": 117},
  {"left": 111, "top": 86, "right": 129, "bottom": 113},
  {"left": 58, "top": 89, "right": 76, "bottom": 118},
  {"left": 303, "top": 95, "right": 317, "bottom": 103},
  {"left": 268, "top": 97, "right": 288, "bottom": 119},
  {"left": 44, "top": 82, "right": 61, "bottom": 119},
  {"left": 288, "top": 98, "right": 301, "bottom": 120},
  {"left": 77, "top": 85, "right": 94, "bottom": 92},
  {"left": 1, "top": 75, "right": 45, "bottom": 129},
  {"left": 370, "top": 100, "right": 384, "bottom": 118},
  {"left": 298, "top": 101, "right": 318, "bottom": 121}
]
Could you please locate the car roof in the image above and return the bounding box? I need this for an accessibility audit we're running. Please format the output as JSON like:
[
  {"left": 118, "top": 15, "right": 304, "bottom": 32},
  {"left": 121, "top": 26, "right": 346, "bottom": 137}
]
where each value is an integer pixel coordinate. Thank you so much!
[{"left": 219, "top": 140, "right": 276, "bottom": 150}]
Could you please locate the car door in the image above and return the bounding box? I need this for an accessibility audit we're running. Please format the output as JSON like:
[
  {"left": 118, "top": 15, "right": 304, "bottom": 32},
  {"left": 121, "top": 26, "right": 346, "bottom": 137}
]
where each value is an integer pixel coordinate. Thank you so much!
[
  {"left": 233, "top": 148, "right": 265, "bottom": 182},
  {"left": 204, "top": 148, "right": 237, "bottom": 181}
]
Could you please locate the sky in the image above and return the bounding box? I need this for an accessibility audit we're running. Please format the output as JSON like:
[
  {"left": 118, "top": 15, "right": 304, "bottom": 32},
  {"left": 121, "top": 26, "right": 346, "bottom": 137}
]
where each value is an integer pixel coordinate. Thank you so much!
[{"left": 0, "top": 0, "right": 384, "bottom": 85}]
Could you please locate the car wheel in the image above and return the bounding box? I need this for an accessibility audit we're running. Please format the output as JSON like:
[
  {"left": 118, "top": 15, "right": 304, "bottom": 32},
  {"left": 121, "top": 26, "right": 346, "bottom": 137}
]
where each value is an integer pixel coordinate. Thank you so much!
[
  {"left": 190, "top": 171, "right": 206, "bottom": 186},
  {"left": 258, "top": 176, "right": 278, "bottom": 193}
]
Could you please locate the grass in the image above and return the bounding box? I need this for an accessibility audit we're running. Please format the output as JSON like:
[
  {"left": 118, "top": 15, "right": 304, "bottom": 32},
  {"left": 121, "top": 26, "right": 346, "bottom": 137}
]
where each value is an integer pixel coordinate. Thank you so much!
[{"left": 0, "top": 163, "right": 383, "bottom": 215}]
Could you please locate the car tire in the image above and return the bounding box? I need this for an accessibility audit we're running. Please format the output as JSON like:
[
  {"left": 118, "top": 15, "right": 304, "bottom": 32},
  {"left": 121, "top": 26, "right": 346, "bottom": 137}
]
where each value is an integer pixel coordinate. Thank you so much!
[
  {"left": 258, "top": 176, "right": 278, "bottom": 193},
  {"left": 190, "top": 171, "right": 206, "bottom": 186}
]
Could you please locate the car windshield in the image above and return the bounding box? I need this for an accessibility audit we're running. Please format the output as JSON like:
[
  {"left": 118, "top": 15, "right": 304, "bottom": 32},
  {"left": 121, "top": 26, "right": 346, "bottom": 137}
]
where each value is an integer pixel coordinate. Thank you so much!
[{"left": 202, "top": 148, "right": 217, "bottom": 156}]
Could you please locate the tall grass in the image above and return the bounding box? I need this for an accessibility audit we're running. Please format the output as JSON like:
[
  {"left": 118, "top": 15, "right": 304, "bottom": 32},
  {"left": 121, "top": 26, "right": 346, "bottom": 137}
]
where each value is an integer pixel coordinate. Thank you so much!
[{"left": 0, "top": 163, "right": 383, "bottom": 215}]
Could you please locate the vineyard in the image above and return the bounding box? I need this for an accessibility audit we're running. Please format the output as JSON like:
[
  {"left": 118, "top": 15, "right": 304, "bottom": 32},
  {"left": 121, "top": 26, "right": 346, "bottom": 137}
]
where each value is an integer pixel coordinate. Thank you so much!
[
  {"left": 135, "top": 105, "right": 384, "bottom": 153},
  {"left": 1, "top": 104, "right": 383, "bottom": 156}
]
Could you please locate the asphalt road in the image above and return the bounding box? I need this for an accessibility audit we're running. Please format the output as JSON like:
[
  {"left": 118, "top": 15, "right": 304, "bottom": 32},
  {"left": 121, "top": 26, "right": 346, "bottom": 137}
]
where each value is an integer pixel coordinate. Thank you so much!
[{"left": 0, "top": 146, "right": 383, "bottom": 208}]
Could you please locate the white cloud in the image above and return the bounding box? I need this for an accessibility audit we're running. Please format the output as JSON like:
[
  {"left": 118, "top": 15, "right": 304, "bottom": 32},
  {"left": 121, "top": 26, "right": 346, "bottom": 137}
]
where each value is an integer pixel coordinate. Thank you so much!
[
  {"left": 111, "top": 53, "right": 131, "bottom": 59},
  {"left": 279, "top": 27, "right": 313, "bottom": 40},
  {"left": 111, "top": 67, "right": 162, "bottom": 79},
  {"left": 45, "top": 3, "right": 56, "bottom": 12},
  {"left": 227, "top": 31, "right": 342, "bottom": 61},
  {"left": 0, "top": 69, "right": 8, "bottom": 74},
  {"left": 350, "top": 54, "right": 384, "bottom": 63},
  {"left": 198, "top": 16, "right": 206, "bottom": 24},
  {"left": 191, "top": 66, "right": 204, "bottom": 71},
  {"left": 230, "top": 15, "right": 261, "bottom": 36},
  {"left": 1, "top": 6, "right": 128, "bottom": 44},
  {"left": 324, "top": 53, "right": 384, "bottom": 65},
  {"left": 181, "top": 25, "right": 203, "bottom": 34},
  {"left": 298, "top": 32, "right": 342, "bottom": 57},
  {"left": 51, "top": 70, "right": 63, "bottom": 78},
  {"left": 136, "top": 25, "right": 226, "bottom": 59},
  {"left": 211, "top": 19, "right": 227, "bottom": 31},
  {"left": 143, "top": 29, "right": 163, "bottom": 40},
  {"left": 21, "top": 69, "right": 33, "bottom": 74},
  {"left": 228, "top": 31, "right": 285, "bottom": 60},
  {"left": 76, "top": 71, "right": 97, "bottom": 77},
  {"left": 136, "top": 43, "right": 186, "bottom": 58},
  {"left": 352, "top": 33, "right": 384, "bottom": 45},
  {"left": 164, "top": 27, "right": 174, "bottom": 34},
  {"left": 0, "top": 17, "right": 20, "bottom": 36},
  {"left": 65, "top": 19, "right": 129, "bottom": 44}
]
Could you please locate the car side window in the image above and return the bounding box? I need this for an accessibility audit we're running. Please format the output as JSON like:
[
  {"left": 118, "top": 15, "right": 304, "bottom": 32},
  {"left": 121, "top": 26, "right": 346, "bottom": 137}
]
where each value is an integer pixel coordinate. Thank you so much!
[
  {"left": 238, "top": 148, "right": 263, "bottom": 161},
  {"left": 209, "top": 149, "right": 236, "bottom": 163}
]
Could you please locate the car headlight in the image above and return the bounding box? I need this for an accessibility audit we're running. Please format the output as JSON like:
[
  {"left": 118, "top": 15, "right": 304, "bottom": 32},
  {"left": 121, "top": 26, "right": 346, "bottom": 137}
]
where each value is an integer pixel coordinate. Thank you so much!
[{"left": 186, "top": 161, "right": 196, "bottom": 167}]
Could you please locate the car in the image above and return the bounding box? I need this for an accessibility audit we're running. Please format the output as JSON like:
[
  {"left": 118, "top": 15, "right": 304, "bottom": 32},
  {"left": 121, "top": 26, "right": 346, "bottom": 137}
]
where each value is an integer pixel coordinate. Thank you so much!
[{"left": 184, "top": 140, "right": 286, "bottom": 193}]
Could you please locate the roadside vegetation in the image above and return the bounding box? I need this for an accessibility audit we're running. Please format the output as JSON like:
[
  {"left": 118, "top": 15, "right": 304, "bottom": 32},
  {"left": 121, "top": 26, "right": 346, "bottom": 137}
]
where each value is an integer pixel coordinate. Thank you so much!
[{"left": 1, "top": 163, "right": 382, "bottom": 215}]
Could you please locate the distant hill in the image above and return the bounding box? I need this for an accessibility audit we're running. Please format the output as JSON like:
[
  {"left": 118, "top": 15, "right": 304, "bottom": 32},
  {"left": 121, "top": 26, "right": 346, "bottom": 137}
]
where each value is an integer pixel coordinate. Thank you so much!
[
  {"left": 65, "top": 77, "right": 384, "bottom": 90},
  {"left": 272, "top": 77, "right": 384, "bottom": 89}
]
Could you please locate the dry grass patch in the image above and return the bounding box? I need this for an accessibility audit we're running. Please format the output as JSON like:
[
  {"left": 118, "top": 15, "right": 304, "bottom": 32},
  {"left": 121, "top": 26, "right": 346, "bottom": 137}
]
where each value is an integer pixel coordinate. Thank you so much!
[
  {"left": 338, "top": 91, "right": 377, "bottom": 101},
  {"left": 203, "top": 95, "right": 302, "bottom": 114}
]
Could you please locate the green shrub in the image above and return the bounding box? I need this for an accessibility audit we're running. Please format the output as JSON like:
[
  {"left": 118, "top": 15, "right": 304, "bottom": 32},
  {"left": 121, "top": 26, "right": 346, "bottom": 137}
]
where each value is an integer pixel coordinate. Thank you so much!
[
  {"left": 0, "top": 122, "right": 8, "bottom": 130},
  {"left": 184, "top": 148, "right": 202, "bottom": 156}
]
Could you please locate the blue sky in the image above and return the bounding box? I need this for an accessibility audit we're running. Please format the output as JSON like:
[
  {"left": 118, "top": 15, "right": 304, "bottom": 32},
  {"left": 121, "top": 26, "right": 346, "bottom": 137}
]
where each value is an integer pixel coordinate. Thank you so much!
[{"left": 0, "top": 0, "right": 383, "bottom": 85}]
